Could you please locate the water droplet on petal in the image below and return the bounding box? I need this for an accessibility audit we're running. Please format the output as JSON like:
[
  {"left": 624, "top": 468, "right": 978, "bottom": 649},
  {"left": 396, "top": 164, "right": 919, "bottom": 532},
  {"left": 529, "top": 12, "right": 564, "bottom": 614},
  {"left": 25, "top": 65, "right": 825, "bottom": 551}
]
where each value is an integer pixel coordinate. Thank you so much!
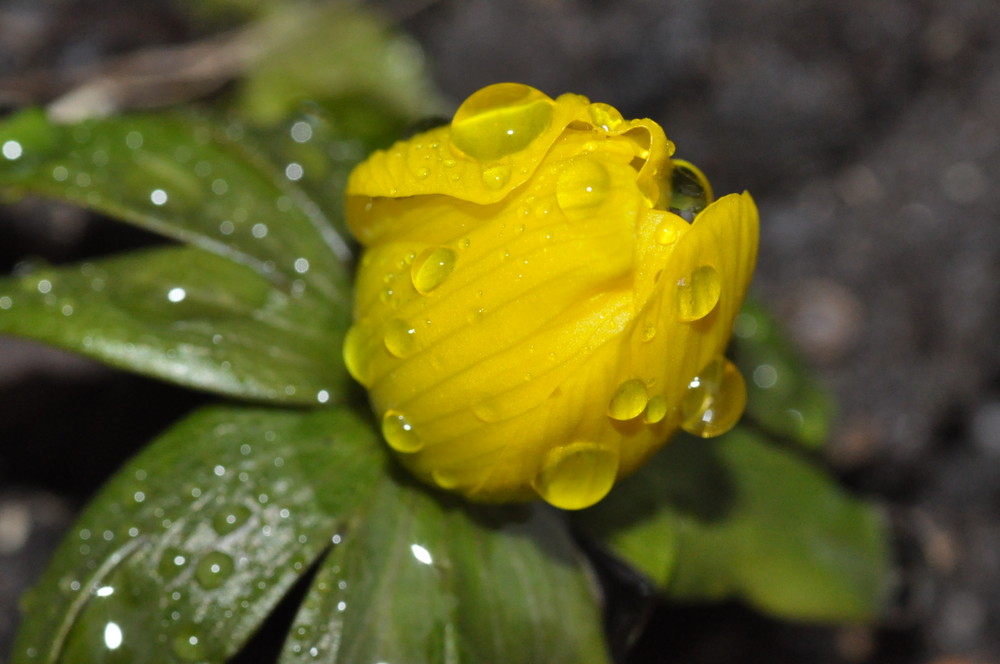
[
  {"left": 665, "top": 159, "right": 713, "bottom": 221},
  {"left": 679, "top": 357, "right": 747, "bottom": 437},
  {"left": 411, "top": 247, "right": 456, "bottom": 294},
  {"left": 656, "top": 218, "right": 684, "bottom": 245},
  {"left": 644, "top": 395, "right": 668, "bottom": 424},
  {"left": 383, "top": 319, "right": 417, "bottom": 358},
  {"left": 482, "top": 164, "right": 511, "bottom": 190},
  {"left": 343, "top": 323, "right": 375, "bottom": 386},
  {"left": 587, "top": 103, "right": 625, "bottom": 131},
  {"left": 532, "top": 442, "right": 619, "bottom": 510},
  {"left": 556, "top": 159, "right": 610, "bottom": 221},
  {"left": 607, "top": 379, "right": 648, "bottom": 420},
  {"left": 451, "top": 83, "right": 553, "bottom": 160},
  {"left": 381, "top": 410, "right": 423, "bottom": 453},
  {"left": 676, "top": 265, "right": 721, "bottom": 321},
  {"left": 195, "top": 551, "right": 234, "bottom": 590},
  {"left": 641, "top": 322, "right": 657, "bottom": 342}
]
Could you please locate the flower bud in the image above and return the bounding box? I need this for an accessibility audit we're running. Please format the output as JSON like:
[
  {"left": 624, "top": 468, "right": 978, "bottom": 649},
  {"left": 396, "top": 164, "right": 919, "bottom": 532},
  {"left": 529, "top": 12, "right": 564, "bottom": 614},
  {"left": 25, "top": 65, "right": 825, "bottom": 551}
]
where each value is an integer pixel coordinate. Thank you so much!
[{"left": 344, "top": 83, "right": 759, "bottom": 509}]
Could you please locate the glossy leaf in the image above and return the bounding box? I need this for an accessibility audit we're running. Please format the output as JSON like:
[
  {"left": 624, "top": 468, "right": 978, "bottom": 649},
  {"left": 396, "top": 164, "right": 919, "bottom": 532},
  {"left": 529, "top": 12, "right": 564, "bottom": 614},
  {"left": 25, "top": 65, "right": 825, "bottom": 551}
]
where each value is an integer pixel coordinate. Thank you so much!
[
  {"left": 13, "top": 405, "right": 610, "bottom": 664},
  {"left": 0, "top": 246, "right": 346, "bottom": 403},
  {"left": 732, "top": 297, "right": 835, "bottom": 448},
  {"left": 280, "top": 490, "right": 610, "bottom": 664},
  {"left": 0, "top": 108, "right": 352, "bottom": 304},
  {"left": 11, "top": 406, "right": 385, "bottom": 664},
  {"left": 575, "top": 428, "right": 890, "bottom": 623}
]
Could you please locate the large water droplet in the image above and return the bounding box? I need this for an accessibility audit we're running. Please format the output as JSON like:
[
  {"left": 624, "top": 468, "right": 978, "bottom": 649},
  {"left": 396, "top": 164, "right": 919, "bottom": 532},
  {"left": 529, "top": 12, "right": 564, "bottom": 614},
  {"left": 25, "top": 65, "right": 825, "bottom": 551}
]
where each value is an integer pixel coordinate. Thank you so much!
[
  {"left": 381, "top": 410, "right": 423, "bottom": 453},
  {"left": 411, "top": 247, "right": 456, "bottom": 294},
  {"left": 343, "top": 323, "right": 375, "bottom": 386},
  {"left": 195, "top": 551, "right": 235, "bottom": 590},
  {"left": 665, "top": 159, "right": 713, "bottom": 221},
  {"left": 607, "top": 379, "right": 648, "bottom": 421},
  {"left": 450, "top": 83, "right": 553, "bottom": 161},
  {"left": 555, "top": 159, "right": 611, "bottom": 221},
  {"left": 676, "top": 265, "right": 721, "bottom": 321},
  {"left": 679, "top": 357, "right": 747, "bottom": 438},
  {"left": 532, "top": 443, "right": 619, "bottom": 510},
  {"left": 383, "top": 319, "right": 417, "bottom": 358}
]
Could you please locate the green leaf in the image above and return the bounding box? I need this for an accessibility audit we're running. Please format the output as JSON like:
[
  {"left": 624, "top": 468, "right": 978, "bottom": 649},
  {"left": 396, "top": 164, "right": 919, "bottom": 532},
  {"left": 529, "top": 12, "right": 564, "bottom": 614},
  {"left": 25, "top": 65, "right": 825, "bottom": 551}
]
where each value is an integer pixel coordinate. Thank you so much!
[
  {"left": 732, "top": 297, "right": 836, "bottom": 448},
  {"left": 235, "top": 4, "right": 443, "bottom": 126},
  {"left": 575, "top": 428, "right": 890, "bottom": 623},
  {"left": 12, "top": 406, "right": 384, "bottom": 664},
  {"left": 14, "top": 406, "right": 610, "bottom": 664},
  {"left": 0, "top": 246, "right": 346, "bottom": 403},
  {"left": 280, "top": 490, "right": 610, "bottom": 664},
  {"left": 0, "top": 108, "right": 351, "bottom": 305}
]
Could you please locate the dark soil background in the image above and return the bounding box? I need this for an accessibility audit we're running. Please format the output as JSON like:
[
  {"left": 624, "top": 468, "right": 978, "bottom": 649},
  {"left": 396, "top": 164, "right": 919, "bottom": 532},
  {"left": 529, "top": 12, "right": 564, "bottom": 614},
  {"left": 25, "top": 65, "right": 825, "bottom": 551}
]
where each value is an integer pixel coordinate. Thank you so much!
[{"left": 2, "top": 1, "right": 999, "bottom": 662}]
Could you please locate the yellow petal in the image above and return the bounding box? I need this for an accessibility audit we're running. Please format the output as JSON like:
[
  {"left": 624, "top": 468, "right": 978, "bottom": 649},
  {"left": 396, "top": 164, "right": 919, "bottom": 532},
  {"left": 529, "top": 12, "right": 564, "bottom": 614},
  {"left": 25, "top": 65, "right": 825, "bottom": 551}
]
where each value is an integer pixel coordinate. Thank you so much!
[{"left": 343, "top": 83, "right": 758, "bottom": 508}]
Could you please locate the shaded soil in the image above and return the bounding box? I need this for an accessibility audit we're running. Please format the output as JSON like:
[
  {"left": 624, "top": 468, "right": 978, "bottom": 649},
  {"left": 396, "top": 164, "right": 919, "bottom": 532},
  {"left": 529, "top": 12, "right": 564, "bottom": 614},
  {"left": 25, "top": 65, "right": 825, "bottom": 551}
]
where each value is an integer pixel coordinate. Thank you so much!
[{"left": 2, "top": 1, "right": 999, "bottom": 662}]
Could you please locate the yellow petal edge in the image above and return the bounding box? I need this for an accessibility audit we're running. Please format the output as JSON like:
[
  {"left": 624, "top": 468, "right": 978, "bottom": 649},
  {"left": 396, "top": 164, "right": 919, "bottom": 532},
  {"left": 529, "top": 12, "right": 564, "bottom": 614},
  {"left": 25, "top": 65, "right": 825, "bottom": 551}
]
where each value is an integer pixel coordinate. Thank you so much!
[{"left": 344, "top": 83, "right": 759, "bottom": 510}]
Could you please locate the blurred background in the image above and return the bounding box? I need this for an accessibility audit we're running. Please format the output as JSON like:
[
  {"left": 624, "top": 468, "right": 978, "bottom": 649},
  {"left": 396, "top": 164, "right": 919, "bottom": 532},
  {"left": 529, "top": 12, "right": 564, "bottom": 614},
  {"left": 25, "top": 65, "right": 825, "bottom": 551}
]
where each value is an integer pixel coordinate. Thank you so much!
[{"left": 1, "top": 0, "right": 998, "bottom": 662}]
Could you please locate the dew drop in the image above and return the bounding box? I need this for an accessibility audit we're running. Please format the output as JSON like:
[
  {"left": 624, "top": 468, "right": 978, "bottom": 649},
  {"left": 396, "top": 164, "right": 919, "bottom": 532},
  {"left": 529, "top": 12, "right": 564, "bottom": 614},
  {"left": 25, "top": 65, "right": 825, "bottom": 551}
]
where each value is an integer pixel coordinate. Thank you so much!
[
  {"left": 555, "top": 159, "right": 611, "bottom": 220},
  {"left": 381, "top": 410, "right": 423, "bottom": 453},
  {"left": 343, "top": 324, "right": 375, "bottom": 386},
  {"left": 171, "top": 631, "right": 207, "bottom": 662},
  {"left": 587, "top": 103, "right": 625, "bottom": 131},
  {"left": 482, "top": 164, "right": 511, "bottom": 190},
  {"left": 212, "top": 505, "right": 251, "bottom": 535},
  {"left": 195, "top": 551, "right": 235, "bottom": 590},
  {"left": 656, "top": 219, "right": 683, "bottom": 245},
  {"left": 411, "top": 247, "right": 456, "bottom": 294},
  {"left": 644, "top": 395, "right": 668, "bottom": 424},
  {"left": 383, "top": 318, "right": 417, "bottom": 358},
  {"left": 676, "top": 265, "right": 721, "bottom": 321},
  {"left": 607, "top": 379, "right": 648, "bottom": 421},
  {"left": 450, "top": 83, "right": 553, "bottom": 161},
  {"left": 665, "top": 159, "right": 713, "bottom": 221},
  {"left": 641, "top": 322, "right": 657, "bottom": 342},
  {"left": 679, "top": 357, "right": 747, "bottom": 438},
  {"left": 532, "top": 442, "right": 619, "bottom": 510},
  {"left": 157, "top": 547, "right": 187, "bottom": 580}
]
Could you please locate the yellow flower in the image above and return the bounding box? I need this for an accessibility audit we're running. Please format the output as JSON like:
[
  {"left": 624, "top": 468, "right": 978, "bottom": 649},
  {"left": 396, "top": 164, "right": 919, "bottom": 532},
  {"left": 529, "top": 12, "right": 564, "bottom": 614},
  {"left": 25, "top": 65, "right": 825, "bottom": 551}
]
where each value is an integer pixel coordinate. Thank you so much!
[{"left": 343, "top": 83, "right": 759, "bottom": 509}]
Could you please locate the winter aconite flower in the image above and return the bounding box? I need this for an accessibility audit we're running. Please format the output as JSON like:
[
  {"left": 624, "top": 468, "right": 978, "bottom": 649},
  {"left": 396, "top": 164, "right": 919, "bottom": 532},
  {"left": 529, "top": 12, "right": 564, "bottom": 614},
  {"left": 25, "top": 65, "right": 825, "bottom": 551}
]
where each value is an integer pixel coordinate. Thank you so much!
[{"left": 343, "top": 83, "right": 759, "bottom": 509}]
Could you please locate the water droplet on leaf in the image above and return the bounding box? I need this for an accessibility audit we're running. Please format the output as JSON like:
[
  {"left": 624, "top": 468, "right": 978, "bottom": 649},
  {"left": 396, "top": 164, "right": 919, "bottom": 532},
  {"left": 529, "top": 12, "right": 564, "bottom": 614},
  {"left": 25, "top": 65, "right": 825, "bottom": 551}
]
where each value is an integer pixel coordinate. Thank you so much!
[{"left": 195, "top": 551, "right": 235, "bottom": 590}]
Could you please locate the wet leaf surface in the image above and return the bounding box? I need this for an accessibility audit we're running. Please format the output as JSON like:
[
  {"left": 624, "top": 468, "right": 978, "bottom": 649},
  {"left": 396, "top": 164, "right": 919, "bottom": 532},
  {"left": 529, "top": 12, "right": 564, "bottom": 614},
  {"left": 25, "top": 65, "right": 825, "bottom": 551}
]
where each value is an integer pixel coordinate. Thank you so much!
[
  {"left": 12, "top": 405, "right": 609, "bottom": 664},
  {"left": 732, "top": 298, "right": 836, "bottom": 449},
  {"left": 0, "top": 109, "right": 352, "bottom": 303},
  {"left": 575, "top": 428, "right": 890, "bottom": 623},
  {"left": 0, "top": 246, "right": 347, "bottom": 404}
]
